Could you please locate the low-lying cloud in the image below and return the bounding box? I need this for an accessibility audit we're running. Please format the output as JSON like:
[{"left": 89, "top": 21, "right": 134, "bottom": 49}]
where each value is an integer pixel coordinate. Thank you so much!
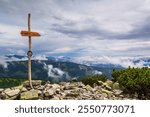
[
  {"left": 43, "top": 63, "right": 70, "bottom": 79},
  {"left": 0, "top": 56, "right": 8, "bottom": 68},
  {"left": 73, "top": 56, "right": 150, "bottom": 68}
]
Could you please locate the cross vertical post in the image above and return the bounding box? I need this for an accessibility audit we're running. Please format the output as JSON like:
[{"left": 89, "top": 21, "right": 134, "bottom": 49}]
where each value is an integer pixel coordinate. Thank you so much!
[
  {"left": 28, "top": 13, "right": 32, "bottom": 88},
  {"left": 20, "top": 13, "right": 40, "bottom": 88}
]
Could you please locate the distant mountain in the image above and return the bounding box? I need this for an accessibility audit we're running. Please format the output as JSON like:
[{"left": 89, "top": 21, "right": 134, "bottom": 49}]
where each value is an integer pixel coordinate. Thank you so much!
[
  {"left": 2, "top": 54, "right": 150, "bottom": 82},
  {"left": 5, "top": 54, "right": 150, "bottom": 67},
  {"left": 0, "top": 60, "right": 102, "bottom": 83}
]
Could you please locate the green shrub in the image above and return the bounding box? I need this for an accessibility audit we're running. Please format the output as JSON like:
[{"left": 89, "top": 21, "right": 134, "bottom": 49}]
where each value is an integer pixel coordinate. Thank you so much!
[
  {"left": 0, "top": 78, "right": 26, "bottom": 88},
  {"left": 112, "top": 67, "right": 150, "bottom": 97},
  {"left": 81, "top": 74, "right": 107, "bottom": 87}
]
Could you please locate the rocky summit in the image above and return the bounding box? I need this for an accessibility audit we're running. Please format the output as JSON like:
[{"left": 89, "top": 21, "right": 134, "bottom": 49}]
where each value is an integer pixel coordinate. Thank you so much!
[{"left": 0, "top": 80, "right": 140, "bottom": 100}]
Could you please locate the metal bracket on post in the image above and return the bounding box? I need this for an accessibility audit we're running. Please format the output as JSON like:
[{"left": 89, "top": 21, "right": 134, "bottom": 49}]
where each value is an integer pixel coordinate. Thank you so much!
[{"left": 27, "top": 51, "right": 33, "bottom": 57}]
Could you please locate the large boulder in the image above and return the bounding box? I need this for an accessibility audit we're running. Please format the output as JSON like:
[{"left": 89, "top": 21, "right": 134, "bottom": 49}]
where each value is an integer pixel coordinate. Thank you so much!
[
  {"left": 4, "top": 88, "right": 20, "bottom": 97},
  {"left": 20, "top": 90, "right": 39, "bottom": 100}
]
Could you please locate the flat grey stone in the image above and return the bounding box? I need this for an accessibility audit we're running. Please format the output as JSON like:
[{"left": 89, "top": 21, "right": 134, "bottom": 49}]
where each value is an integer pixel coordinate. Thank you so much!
[{"left": 4, "top": 89, "right": 20, "bottom": 97}]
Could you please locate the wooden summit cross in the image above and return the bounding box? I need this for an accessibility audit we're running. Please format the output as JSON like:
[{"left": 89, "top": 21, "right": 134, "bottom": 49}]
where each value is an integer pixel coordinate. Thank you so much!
[{"left": 20, "top": 13, "right": 40, "bottom": 88}]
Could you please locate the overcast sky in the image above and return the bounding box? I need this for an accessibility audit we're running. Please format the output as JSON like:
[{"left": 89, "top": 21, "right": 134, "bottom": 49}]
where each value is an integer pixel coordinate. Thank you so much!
[{"left": 0, "top": 0, "right": 150, "bottom": 59}]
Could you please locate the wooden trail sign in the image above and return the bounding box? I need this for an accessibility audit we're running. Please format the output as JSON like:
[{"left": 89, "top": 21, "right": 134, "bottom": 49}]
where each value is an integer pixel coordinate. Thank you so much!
[
  {"left": 20, "top": 13, "right": 40, "bottom": 88},
  {"left": 21, "top": 31, "right": 40, "bottom": 37}
]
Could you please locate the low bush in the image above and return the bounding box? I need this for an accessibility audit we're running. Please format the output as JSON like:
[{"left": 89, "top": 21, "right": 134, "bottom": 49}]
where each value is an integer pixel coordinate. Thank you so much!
[
  {"left": 112, "top": 67, "right": 150, "bottom": 97},
  {"left": 0, "top": 78, "right": 26, "bottom": 88},
  {"left": 81, "top": 74, "right": 107, "bottom": 87}
]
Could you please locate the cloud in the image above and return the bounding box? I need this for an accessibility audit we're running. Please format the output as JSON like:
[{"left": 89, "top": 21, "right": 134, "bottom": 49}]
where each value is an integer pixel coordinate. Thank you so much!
[
  {"left": 0, "top": 0, "right": 150, "bottom": 58},
  {"left": 0, "top": 56, "right": 8, "bottom": 68},
  {"left": 32, "top": 55, "right": 48, "bottom": 60},
  {"left": 43, "top": 63, "right": 70, "bottom": 79},
  {"left": 93, "top": 70, "right": 102, "bottom": 75},
  {"left": 46, "top": 47, "right": 73, "bottom": 54},
  {"left": 73, "top": 56, "right": 150, "bottom": 68}
]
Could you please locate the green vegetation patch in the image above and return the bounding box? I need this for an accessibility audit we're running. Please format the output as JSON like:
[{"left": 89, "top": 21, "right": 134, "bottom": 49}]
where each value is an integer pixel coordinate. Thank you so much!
[
  {"left": 112, "top": 67, "right": 150, "bottom": 97},
  {"left": 81, "top": 74, "right": 107, "bottom": 87},
  {"left": 0, "top": 78, "right": 26, "bottom": 88}
]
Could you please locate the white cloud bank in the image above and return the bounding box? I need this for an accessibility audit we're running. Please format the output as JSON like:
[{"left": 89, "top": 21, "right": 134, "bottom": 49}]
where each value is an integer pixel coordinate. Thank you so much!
[
  {"left": 73, "top": 56, "right": 150, "bottom": 68},
  {"left": 1, "top": 54, "right": 150, "bottom": 69}
]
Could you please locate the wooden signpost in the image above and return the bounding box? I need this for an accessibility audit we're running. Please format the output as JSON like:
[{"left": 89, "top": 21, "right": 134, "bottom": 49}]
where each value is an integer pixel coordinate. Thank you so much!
[{"left": 20, "top": 13, "right": 40, "bottom": 88}]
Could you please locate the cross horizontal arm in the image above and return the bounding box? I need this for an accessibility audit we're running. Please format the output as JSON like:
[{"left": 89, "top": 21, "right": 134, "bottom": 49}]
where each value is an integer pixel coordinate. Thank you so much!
[{"left": 20, "top": 30, "right": 40, "bottom": 37}]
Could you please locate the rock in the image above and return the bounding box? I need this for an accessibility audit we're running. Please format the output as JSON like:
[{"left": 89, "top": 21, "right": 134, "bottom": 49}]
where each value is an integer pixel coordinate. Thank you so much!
[
  {"left": 93, "top": 83, "right": 97, "bottom": 87},
  {"left": 59, "top": 82, "right": 67, "bottom": 86},
  {"left": 77, "top": 82, "right": 85, "bottom": 88},
  {"left": 119, "top": 95, "right": 124, "bottom": 98},
  {"left": 4, "top": 88, "right": 11, "bottom": 92},
  {"left": 112, "top": 82, "right": 120, "bottom": 90},
  {"left": 63, "top": 85, "right": 75, "bottom": 90},
  {"left": 20, "top": 90, "right": 39, "bottom": 100},
  {"left": 46, "top": 81, "right": 50, "bottom": 84},
  {"left": 66, "top": 93, "right": 79, "bottom": 97},
  {"left": 105, "top": 86, "right": 112, "bottom": 91},
  {"left": 72, "top": 77, "right": 78, "bottom": 82},
  {"left": 85, "top": 85, "right": 92, "bottom": 91},
  {"left": 76, "top": 88, "right": 86, "bottom": 93},
  {"left": 21, "top": 87, "right": 28, "bottom": 92},
  {"left": 97, "top": 81, "right": 103, "bottom": 86},
  {"left": 51, "top": 96, "right": 60, "bottom": 100},
  {"left": 44, "top": 89, "right": 55, "bottom": 97},
  {"left": 113, "top": 89, "right": 123, "bottom": 96},
  {"left": 7, "top": 95, "right": 19, "bottom": 100},
  {"left": 23, "top": 80, "right": 41, "bottom": 88},
  {"left": 44, "top": 84, "right": 52, "bottom": 88},
  {"left": 45, "top": 86, "right": 51, "bottom": 91},
  {"left": 4, "top": 89, "right": 20, "bottom": 97},
  {"left": 102, "top": 89, "right": 112, "bottom": 95},
  {"left": 23, "top": 81, "right": 31, "bottom": 87},
  {"left": 107, "top": 92, "right": 115, "bottom": 99},
  {"left": 37, "top": 86, "right": 45, "bottom": 90},
  {"left": 101, "top": 93, "right": 108, "bottom": 99},
  {"left": 0, "top": 88, "right": 4, "bottom": 93},
  {"left": 81, "top": 94, "right": 91, "bottom": 99},
  {"left": 56, "top": 89, "right": 61, "bottom": 94},
  {"left": 33, "top": 80, "right": 41, "bottom": 85},
  {"left": 37, "top": 90, "right": 42, "bottom": 95},
  {"left": 0, "top": 80, "right": 139, "bottom": 100},
  {"left": 0, "top": 92, "right": 7, "bottom": 99},
  {"left": 105, "top": 80, "right": 113, "bottom": 87},
  {"left": 91, "top": 88, "right": 97, "bottom": 93},
  {"left": 66, "top": 91, "right": 80, "bottom": 97},
  {"left": 60, "top": 92, "right": 66, "bottom": 97},
  {"left": 52, "top": 84, "right": 60, "bottom": 89},
  {"left": 95, "top": 86, "right": 102, "bottom": 91}
]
